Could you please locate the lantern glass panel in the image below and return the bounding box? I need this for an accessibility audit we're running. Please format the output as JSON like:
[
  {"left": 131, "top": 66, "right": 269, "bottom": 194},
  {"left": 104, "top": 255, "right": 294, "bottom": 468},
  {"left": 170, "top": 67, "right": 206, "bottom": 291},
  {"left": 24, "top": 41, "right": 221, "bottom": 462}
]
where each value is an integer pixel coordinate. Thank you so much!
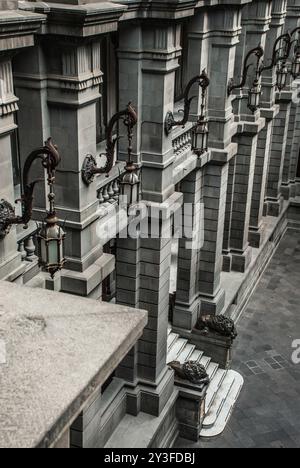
[
  {"left": 48, "top": 239, "right": 59, "bottom": 264},
  {"left": 192, "top": 120, "right": 208, "bottom": 154},
  {"left": 248, "top": 84, "right": 261, "bottom": 112},
  {"left": 277, "top": 65, "right": 288, "bottom": 90},
  {"left": 40, "top": 237, "right": 47, "bottom": 265},
  {"left": 122, "top": 183, "right": 133, "bottom": 205}
]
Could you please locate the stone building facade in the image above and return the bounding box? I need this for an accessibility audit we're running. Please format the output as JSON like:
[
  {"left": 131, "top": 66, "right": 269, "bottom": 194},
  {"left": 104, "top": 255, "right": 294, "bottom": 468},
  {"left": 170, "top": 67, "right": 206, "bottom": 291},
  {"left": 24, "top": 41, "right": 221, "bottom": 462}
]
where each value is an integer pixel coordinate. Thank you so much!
[{"left": 1, "top": 0, "right": 300, "bottom": 448}]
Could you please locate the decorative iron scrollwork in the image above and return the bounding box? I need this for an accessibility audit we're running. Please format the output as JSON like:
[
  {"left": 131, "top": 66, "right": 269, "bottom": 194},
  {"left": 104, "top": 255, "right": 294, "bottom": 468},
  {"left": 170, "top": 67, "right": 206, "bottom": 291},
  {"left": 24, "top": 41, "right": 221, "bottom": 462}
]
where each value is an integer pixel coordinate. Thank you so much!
[
  {"left": 228, "top": 45, "right": 264, "bottom": 96},
  {"left": 81, "top": 102, "right": 138, "bottom": 185},
  {"left": 0, "top": 138, "right": 60, "bottom": 239},
  {"left": 165, "top": 70, "right": 210, "bottom": 135}
]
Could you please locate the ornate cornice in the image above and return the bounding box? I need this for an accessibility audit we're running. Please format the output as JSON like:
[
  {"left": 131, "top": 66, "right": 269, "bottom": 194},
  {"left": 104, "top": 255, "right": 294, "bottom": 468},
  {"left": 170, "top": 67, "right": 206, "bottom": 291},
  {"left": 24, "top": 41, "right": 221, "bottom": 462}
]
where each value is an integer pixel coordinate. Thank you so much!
[{"left": 0, "top": 10, "right": 45, "bottom": 53}]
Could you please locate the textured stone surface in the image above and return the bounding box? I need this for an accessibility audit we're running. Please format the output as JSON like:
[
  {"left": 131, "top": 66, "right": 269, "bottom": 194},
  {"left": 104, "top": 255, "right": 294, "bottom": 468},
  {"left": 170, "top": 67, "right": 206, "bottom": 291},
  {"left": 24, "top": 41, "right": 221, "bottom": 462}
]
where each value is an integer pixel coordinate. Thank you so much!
[{"left": 0, "top": 281, "right": 147, "bottom": 448}]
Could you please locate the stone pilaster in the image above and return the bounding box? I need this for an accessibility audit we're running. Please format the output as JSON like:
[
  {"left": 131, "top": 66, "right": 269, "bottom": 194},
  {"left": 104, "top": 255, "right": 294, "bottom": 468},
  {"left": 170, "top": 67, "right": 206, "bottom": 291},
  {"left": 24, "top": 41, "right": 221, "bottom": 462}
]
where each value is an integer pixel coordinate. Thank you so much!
[
  {"left": 115, "top": 235, "right": 140, "bottom": 383},
  {"left": 118, "top": 24, "right": 181, "bottom": 203},
  {"left": 280, "top": 1, "right": 300, "bottom": 198},
  {"left": 15, "top": 37, "right": 114, "bottom": 297},
  {"left": 196, "top": 5, "right": 244, "bottom": 310},
  {"left": 288, "top": 98, "right": 300, "bottom": 196},
  {"left": 173, "top": 169, "right": 203, "bottom": 330},
  {"left": 249, "top": 113, "right": 273, "bottom": 247},
  {"left": 117, "top": 21, "right": 183, "bottom": 411},
  {"left": 198, "top": 162, "right": 228, "bottom": 314},
  {"left": 0, "top": 10, "right": 44, "bottom": 282},
  {"left": 226, "top": 2, "right": 269, "bottom": 270},
  {"left": 231, "top": 123, "right": 264, "bottom": 271},
  {"left": 265, "top": 95, "right": 292, "bottom": 216},
  {"left": 223, "top": 157, "right": 237, "bottom": 271}
]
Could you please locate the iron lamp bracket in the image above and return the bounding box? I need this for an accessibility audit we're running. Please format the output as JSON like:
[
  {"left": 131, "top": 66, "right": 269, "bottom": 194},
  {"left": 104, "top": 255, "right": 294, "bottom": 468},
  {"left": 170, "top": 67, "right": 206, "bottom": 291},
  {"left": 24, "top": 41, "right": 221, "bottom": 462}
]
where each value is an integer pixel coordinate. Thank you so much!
[
  {"left": 81, "top": 102, "right": 138, "bottom": 185},
  {"left": 164, "top": 70, "right": 210, "bottom": 136}
]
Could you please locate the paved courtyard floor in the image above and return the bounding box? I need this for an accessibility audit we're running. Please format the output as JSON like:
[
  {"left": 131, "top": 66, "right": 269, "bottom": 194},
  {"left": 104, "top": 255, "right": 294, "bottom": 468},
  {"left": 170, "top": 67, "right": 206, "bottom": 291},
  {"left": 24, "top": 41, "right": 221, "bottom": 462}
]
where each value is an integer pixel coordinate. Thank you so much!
[{"left": 176, "top": 229, "right": 300, "bottom": 448}]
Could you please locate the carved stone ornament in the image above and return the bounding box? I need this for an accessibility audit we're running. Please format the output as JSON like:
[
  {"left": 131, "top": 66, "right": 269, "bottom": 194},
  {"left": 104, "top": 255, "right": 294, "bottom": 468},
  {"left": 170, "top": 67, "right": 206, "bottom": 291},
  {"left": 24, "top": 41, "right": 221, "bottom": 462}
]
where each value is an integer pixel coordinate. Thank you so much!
[
  {"left": 195, "top": 314, "right": 238, "bottom": 340},
  {"left": 168, "top": 360, "right": 210, "bottom": 386},
  {"left": 0, "top": 200, "right": 15, "bottom": 240}
]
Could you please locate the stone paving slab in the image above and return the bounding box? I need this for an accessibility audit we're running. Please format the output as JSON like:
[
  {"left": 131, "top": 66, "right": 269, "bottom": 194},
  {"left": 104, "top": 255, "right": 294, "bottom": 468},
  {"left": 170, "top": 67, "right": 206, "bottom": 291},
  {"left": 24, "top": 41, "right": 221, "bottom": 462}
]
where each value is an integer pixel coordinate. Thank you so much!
[
  {"left": 0, "top": 281, "right": 147, "bottom": 448},
  {"left": 175, "top": 229, "right": 300, "bottom": 448}
]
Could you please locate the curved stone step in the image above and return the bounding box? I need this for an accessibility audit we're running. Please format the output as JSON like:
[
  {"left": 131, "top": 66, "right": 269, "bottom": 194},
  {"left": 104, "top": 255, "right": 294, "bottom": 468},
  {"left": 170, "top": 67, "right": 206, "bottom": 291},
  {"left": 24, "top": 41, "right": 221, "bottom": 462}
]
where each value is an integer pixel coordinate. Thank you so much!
[
  {"left": 206, "top": 362, "right": 219, "bottom": 381},
  {"left": 205, "top": 369, "right": 227, "bottom": 411},
  {"left": 200, "top": 371, "right": 244, "bottom": 438},
  {"left": 203, "top": 371, "right": 236, "bottom": 428}
]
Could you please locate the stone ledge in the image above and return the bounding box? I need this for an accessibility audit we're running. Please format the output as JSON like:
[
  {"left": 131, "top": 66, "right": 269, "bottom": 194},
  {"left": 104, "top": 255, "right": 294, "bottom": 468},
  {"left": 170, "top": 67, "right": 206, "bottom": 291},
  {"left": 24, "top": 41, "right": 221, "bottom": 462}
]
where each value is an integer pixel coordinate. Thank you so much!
[{"left": 0, "top": 280, "right": 147, "bottom": 448}]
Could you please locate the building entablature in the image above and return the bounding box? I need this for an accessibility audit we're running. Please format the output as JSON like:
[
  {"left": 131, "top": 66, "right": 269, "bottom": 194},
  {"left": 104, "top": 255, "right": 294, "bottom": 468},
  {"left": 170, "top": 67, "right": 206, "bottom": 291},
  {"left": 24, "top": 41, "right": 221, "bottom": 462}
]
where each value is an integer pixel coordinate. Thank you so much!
[
  {"left": 17, "top": 0, "right": 255, "bottom": 41},
  {"left": 0, "top": 9, "right": 45, "bottom": 54}
]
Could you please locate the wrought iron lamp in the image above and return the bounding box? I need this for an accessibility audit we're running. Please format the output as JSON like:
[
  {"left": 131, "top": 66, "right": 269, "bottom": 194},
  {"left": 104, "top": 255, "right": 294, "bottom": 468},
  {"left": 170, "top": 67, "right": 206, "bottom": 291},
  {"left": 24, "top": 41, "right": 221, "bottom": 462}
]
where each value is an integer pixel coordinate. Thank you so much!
[
  {"left": 261, "top": 29, "right": 300, "bottom": 90},
  {"left": 81, "top": 102, "right": 140, "bottom": 207},
  {"left": 291, "top": 47, "right": 300, "bottom": 79},
  {"left": 191, "top": 73, "right": 210, "bottom": 157},
  {"left": 164, "top": 70, "right": 210, "bottom": 137},
  {"left": 81, "top": 102, "right": 138, "bottom": 185},
  {"left": 119, "top": 105, "right": 140, "bottom": 207},
  {"left": 0, "top": 138, "right": 65, "bottom": 278},
  {"left": 228, "top": 45, "right": 264, "bottom": 113},
  {"left": 276, "top": 61, "right": 289, "bottom": 91},
  {"left": 289, "top": 28, "right": 300, "bottom": 80}
]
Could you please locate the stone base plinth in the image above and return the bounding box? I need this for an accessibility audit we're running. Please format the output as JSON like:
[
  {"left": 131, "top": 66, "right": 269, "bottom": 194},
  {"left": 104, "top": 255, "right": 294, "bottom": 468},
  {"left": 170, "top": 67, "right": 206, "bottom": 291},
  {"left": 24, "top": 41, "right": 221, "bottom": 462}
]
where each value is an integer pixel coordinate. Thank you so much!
[
  {"left": 265, "top": 196, "right": 284, "bottom": 218},
  {"left": 231, "top": 246, "right": 252, "bottom": 273},
  {"left": 176, "top": 386, "right": 207, "bottom": 442},
  {"left": 199, "top": 288, "right": 226, "bottom": 316},
  {"left": 248, "top": 225, "right": 265, "bottom": 249},
  {"left": 173, "top": 298, "right": 200, "bottom": 331},
  {"left": 191, "top": 329, "right": 234, "bottom": 369}
]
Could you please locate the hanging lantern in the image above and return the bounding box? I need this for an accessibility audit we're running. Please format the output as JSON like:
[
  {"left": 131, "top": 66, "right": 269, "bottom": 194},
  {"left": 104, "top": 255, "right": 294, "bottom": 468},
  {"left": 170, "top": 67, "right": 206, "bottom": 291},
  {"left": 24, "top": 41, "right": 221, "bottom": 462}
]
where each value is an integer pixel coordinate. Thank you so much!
[
  {"left": 291, "top": 52, "right": 300, "bottom": 79},
  {"left": 276, "top": 63, "right": 288, "bottom": 91},
  {"left": 38, "top": 212, "right": 65, "bottom": 279},
  {"left": 191, "top": 117, "right": 209, "bottom": 157},
  {"left": 248, "top": 80, "right": 262, "bottom": 113},
  {"left": 119, "top": 161, "right": 140, "bottom": 207}
]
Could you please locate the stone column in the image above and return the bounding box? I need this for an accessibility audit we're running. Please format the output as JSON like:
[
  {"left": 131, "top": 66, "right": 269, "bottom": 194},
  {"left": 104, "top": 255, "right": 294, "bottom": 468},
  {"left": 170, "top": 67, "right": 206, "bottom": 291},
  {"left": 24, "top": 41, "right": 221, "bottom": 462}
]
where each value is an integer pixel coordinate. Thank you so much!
[
  {"left": 15, "top": 38, "right": 115, "bottom": 297},
  {"left": 281, "top": 0, "right": 300, "bottom": 198},
  {"left": 226, "top": 1, "right": 269, "bottom": 270},
  {"left": 170, "top": 10, "right": 208, "bottom": 329},
  {"left": 248, "top": 2, "right": 285, "bottom": 241},
  {"left": 173, "top": 169, "right": 203, "bottom": 330},
  {"left": 0, "top": 10, "right": 44, "bottom": 282},
  {"left": 264, "top": 0, "right": 292, "bottom": 216},
  {"left": 265, "top": 96, "right": 291, "bottom": 216},
  {"left": 223, "top": 158, "right": 237, "bottom": 271},
  {"left": 288, "top": 99, "right": 300, "bottom": 196},
  {"left": 281, "top": 103, "right": 297, "bottom": 199},
  {"left": 116, "top": 23, "right": 182, "bottom": 411},
  {"left": 198, "top": 163, "right": 228, "bottom": 314},
  {"left": 249, "top": 116, "right": 273, "bottom": 247},
  {"left": 196, "top": 5, "right": 244, "bottom": 313},
  {"left": 0, "top": 57, "right": 24, "bottom": 281},
  {"left": 115, "top": 236, "right": 140, "bottom": 383}
]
